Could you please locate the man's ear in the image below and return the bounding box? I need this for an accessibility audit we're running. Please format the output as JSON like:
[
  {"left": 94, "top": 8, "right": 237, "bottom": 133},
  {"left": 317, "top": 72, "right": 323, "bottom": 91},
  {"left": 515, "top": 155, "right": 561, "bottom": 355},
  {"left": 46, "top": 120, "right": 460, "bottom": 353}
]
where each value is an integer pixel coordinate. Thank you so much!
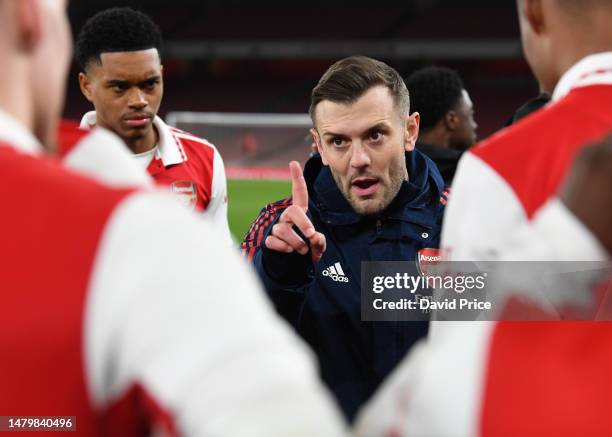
[
  {"left": 15, "top": 0, "right": 41, "bottom": 52},
  {"left": 78, "top": 72, "right": 95, "bottom": 103},
  {"left": 404, "top": 112, "right": 419, "bottom": 152},
  {"left": 310, "top": 128, "right": 328, "bottom": 165},
  {"left": 523, "top": 0, "right": 546, "bottom": 36},
  {"left": 444, "top": 110, "right": 459, "bottom": 132}
]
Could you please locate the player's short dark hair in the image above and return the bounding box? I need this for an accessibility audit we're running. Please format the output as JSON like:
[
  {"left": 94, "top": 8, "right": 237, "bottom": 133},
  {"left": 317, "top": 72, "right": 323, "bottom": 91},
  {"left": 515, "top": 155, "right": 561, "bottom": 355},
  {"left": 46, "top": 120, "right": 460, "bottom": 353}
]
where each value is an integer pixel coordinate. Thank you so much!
[
  {"left": 76, "top": 7, "right": 163, "bottom": 71},
  {"left": 405, "top": 66, "right": 465, "bottom": 131},
  {"left": 309, "top": 56, "right": 410, "bottom": 124}
]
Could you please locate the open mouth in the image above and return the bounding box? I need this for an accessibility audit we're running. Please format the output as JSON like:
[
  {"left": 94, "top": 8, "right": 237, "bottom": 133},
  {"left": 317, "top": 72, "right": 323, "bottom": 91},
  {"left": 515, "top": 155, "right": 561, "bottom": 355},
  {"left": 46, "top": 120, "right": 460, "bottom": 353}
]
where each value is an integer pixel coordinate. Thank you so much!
[{"left": 351, "top": 177, "right": 380, "bottom": 197}]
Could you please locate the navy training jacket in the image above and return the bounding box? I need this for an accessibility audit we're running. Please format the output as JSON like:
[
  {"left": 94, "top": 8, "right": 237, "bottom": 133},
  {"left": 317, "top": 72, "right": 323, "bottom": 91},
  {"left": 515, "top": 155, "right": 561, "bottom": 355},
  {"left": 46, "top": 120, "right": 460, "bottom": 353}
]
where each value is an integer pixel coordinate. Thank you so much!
[{"left": 242, "top": 150, "right": 447, "bottom": 421}]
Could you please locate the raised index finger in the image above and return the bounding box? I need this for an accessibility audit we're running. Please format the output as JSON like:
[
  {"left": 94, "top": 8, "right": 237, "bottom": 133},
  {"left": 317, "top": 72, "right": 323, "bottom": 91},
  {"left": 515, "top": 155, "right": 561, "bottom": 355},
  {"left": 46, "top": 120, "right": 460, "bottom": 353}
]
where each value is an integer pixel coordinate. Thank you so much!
[{"left": 290, "top": 161, "right": 308, "bottom": 210}]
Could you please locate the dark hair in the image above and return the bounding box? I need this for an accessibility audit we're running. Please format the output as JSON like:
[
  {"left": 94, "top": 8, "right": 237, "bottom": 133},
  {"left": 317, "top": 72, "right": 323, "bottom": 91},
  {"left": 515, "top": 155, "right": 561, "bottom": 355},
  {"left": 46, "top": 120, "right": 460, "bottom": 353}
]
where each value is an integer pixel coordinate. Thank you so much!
[
  {"left": 76, "top": 7, "right": 163, "bottom": 71},
  {"left": 404, "top": 66, "right": 464, "bottom": 131},
  {"left": 309, "top": 56, "right": 410, "bottom": 124}
]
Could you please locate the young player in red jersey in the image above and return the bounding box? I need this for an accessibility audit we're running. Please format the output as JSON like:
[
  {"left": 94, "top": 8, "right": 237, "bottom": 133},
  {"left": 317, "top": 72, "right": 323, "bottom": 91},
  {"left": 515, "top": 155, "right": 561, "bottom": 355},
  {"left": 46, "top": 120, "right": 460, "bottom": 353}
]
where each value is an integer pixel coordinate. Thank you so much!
[{"left": 76, "top": 7, "right": 230, "bottom": 240}]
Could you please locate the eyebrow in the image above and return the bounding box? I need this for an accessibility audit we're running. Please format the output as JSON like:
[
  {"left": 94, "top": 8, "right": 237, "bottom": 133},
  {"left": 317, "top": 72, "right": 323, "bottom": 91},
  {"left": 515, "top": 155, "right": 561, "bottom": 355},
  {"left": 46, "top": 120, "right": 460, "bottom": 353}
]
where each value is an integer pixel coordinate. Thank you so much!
[
  {"left": 322, "top": 131, "right": 348, "bottom": 140},
  {"left": 106, "top": 76, "right": 161, "bottom": 87},
  {"left": 322, "top": 122, "right": 390, "bottom": 139},
  {"left": 140, "top": 76, "right": 162, "bottom": 84}
]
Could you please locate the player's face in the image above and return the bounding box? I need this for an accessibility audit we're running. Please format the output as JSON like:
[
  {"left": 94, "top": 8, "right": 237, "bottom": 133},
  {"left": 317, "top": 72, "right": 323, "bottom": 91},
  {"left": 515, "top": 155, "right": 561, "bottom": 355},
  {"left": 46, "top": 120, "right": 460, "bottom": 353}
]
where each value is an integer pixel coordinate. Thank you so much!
[
  {"left": 313, "top": 86, "right": 419, "bottom": 216},
  {"left": 32, "top": 0, "right": 72, "bottom": 149},
  {"left": 80, "top": 49, "right": 163, "bottom": 145},
  {"left": 449, "top": 89, "right": 477, "bottom": 151}
]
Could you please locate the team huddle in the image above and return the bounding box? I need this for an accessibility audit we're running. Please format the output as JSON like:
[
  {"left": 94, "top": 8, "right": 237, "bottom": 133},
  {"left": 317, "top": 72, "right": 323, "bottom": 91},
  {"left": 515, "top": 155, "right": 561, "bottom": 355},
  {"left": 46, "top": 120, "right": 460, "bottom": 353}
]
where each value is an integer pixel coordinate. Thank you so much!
[{"left": 1, "top": 0, "right": 612, "bottom": 436}]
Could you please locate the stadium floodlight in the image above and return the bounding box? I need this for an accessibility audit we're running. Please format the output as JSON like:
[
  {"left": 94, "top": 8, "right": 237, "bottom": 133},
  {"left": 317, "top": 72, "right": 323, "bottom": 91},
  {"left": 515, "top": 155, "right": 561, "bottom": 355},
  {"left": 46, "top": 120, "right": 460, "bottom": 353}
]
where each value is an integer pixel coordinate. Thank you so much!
[{"left": 166, "top": 112, "right": 315, "bottom": 178}]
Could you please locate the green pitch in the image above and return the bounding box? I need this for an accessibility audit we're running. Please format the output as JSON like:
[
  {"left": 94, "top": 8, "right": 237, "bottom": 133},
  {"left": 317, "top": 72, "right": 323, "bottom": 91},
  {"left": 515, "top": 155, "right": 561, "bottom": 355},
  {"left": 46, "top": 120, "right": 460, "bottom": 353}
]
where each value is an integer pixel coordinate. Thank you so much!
[{"left": 227, "top": 179, "right": 291, "bottom": 243}]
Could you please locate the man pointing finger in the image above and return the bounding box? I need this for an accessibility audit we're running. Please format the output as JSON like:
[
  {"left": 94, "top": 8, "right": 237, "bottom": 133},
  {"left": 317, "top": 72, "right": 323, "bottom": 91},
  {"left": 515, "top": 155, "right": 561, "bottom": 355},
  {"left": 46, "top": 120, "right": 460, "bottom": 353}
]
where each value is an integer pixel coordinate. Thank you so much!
[
  {"left": 265, "top": 161, "right": 326, "bottom": 262},
  {"left": 243, "top": 56, "right": 447, "bottom": 421}
]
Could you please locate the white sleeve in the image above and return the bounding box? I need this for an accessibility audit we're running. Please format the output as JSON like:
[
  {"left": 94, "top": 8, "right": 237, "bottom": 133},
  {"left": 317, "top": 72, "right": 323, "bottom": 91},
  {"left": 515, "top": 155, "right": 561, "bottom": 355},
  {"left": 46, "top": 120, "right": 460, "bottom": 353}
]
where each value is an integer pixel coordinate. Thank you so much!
[
  {"left": 202, "top": 147, "right": 232, "bottom": 243},
  {"left": 354, "top": 200, "right": 610, "bottom": 437},
  {"left": 442, "top": 152, "right": 607, "bottom": 262},
  {"left": 62, "top": 128, "right": 153, "bottom": 188},
  {"left": 84, "top": 191, "right": 347, "bottom": 437},
  {"left": 497, "top": 198, "right": 608, "bottom": 261},
  {"left": 441, "top": 152, "right": 527, "bottom": 261},
  {"left": 358, "top": 157, "right": 611, "bottom": 436}
]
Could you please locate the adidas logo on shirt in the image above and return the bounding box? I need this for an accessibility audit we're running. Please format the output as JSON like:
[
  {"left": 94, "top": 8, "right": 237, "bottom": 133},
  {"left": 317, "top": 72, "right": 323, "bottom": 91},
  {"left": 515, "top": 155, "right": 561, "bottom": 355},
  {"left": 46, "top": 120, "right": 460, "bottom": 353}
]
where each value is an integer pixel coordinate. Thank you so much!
[{"left": 322, "top": 262, "right": 349, "bottom": 283}]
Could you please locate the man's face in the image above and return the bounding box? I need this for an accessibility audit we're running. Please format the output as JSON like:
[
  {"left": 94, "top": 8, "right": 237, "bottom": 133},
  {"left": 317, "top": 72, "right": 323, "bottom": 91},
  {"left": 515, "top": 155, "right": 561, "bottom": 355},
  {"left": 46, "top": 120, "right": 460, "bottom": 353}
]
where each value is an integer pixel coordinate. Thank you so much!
[
  {"left": 79, "top": 49, "right": 163, "bottom": 144},
  {"left": 449, "top": 89, "right": 477, "bottom": 151},
  {"left": 312, "top": 85, "right": 419, "bottom": 216},
  {"left": 31, "top": 0, "right": 72, "bottom": 148}
]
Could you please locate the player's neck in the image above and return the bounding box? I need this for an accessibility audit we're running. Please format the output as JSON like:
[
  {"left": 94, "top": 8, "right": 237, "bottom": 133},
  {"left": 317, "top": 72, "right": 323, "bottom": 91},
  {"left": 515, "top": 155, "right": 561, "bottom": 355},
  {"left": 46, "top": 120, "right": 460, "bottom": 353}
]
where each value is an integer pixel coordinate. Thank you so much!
[
  {"left": 0, "top": 65, "right": 34, "bottom": 139},
  {"left": 126, "top": 126, "right": 158, "bottom": 154},
  {"left": 554, "top": 19, "right": 612, "bottom": 83}
]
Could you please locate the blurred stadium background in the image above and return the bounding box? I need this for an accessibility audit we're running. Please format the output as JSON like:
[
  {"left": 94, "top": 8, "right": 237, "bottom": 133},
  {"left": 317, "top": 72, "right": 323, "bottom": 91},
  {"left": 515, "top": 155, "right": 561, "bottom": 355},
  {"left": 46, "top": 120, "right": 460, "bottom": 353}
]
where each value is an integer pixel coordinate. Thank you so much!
[{"left": 66, "top": 0, "right": 536, "bottom": 241}]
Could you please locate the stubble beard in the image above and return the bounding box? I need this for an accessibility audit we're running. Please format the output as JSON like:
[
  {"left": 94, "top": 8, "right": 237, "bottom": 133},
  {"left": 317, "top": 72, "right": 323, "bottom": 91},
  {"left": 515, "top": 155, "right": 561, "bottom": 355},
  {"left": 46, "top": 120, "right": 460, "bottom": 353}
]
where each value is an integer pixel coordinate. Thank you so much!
[{"left": 333, "top": 152, "right": 407, "bottom": 216}]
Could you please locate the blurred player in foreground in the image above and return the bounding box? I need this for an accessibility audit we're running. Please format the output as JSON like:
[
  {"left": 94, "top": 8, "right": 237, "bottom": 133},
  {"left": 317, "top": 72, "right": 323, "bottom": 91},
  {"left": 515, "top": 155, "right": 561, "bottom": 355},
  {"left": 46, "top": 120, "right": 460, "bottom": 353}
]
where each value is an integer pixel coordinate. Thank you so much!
[
  {"left": 355, "top": 0, "right": 612, "bottom": 434},
  {"left": 0, "top": 1, "right": 346, "bottom": 435},
  {"left": 443, "top": 0, "right": 612, "bottom": 261},
  {"left": 355, "top": 134, "right": 612, "bottom": 436},
  {"left": 76, "top": 7, "right": 230, "bottom": 239}
]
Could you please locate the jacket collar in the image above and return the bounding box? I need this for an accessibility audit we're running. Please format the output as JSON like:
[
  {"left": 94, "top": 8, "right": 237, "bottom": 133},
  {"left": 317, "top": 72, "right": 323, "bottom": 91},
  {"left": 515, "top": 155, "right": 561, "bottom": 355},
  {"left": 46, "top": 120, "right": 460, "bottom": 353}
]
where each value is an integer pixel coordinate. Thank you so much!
[
  {"left": 553, "top": 51, "right": 612, "bottom": 101},
  {"left": 80, "top": 111, "right": 186, "bottom": 167},
  {"left": 306, "top": 149, "right": 444, "bottom": 228},
  {"left": 0, "top": 109, "right": 42, "bottom": 155}
]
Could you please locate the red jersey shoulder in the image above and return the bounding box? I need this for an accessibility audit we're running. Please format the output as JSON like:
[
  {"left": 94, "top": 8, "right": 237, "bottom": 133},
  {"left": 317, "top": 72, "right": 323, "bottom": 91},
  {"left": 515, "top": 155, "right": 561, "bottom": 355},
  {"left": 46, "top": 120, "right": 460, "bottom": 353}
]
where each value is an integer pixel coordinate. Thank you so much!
[
  {"left": 473, "top": 85, "right": 612, "bottom": 167},
  {"left": 0, "top": 143, "right": 132, "bottom": 209},
  {"left": 467, "top": 85, "right": 612, "bottom": 217},
  {"left": 57, "top": 119, "right": 90, "bottom": 158},
  {"left": 168, "top": 128, "right": 216, "bottom": 175},
  {"left": 153, "top": 128, "right": 218, "bottom": 211},
  {"left": 169, "top": 127, "right": 217, "bottom": 162}
]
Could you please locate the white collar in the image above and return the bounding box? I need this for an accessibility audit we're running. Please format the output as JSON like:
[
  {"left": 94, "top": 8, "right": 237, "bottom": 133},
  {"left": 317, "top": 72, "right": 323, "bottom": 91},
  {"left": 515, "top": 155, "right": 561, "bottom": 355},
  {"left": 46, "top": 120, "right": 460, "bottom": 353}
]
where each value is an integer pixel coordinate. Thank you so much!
[
  {"left": 152, "top": 115, "right": 186, "bottom": 166},
  {"left": 0, "top": 109, "right": 43, "bottom": 155},
  {"left": 80, "top": 111, "right": 186, "bottom": 167},
  {"left": 552, "top": 51, "right": 612, "bottom": 101}
]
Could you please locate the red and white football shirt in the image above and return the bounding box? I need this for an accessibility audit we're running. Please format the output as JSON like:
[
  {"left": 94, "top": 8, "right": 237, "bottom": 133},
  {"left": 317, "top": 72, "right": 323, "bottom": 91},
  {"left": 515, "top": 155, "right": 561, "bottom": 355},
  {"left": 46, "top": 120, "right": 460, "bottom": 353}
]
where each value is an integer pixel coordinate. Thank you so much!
[
  {"left": 442, "top": 52, "right": 612, "bottom": 262},
  {"left": 355, "top": 53, "right": 612, "bottom": 436},
  {"left": 80, "top": 112, "right": 230, "bottom": 241},
  {"left": 1, "top": 110, "right": 347, "bottom": 436}
]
